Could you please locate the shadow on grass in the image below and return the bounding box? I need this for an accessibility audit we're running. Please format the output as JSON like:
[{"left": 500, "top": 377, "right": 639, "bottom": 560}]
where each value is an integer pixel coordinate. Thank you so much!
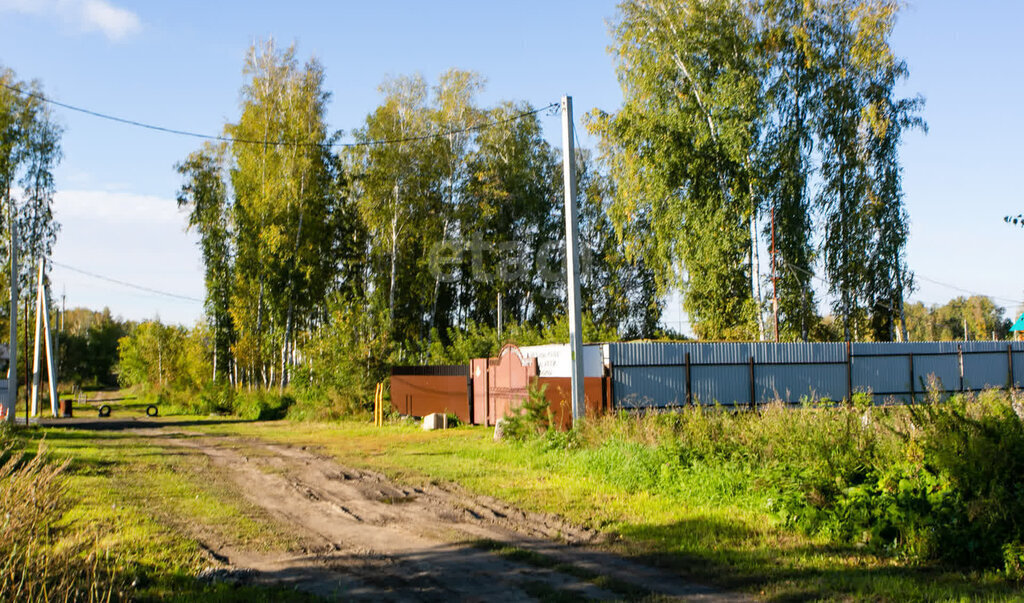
[
  {"left": 37, "top": 418, "right": 258, "bottom": 431},
  {"left": 614, "top": 516, "right": 1021, "bottom": 601}
]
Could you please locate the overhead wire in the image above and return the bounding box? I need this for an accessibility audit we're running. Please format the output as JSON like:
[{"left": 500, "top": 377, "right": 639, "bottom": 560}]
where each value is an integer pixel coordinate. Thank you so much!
[
  {"left": 0, "top": 81, "right": 557, "bottom": 149},
  {"left": 914, "top": 274, "right": 1024, "bottom": 306},
  {"left": 50, "top": 260, "right": 203, "bottom": 303},
  {"left": 771, "top": 254, "right": 1022, "bottom": 315}
]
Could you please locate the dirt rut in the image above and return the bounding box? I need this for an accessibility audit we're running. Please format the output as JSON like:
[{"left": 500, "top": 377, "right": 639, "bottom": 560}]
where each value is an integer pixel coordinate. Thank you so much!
[{"left": 137, "top": 429, "right": 746, "bottom": 601}]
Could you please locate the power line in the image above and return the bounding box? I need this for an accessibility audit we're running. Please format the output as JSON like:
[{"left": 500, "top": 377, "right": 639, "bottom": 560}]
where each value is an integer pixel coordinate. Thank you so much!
[
  {"left": 772, "top": 255, "right": 1024, "bottom": 313},
  {"left": 0, "top": 82, "right": 557, "bottom": 149},
  {"left": 50, "top": 260, "right": 203, "bottom": 303},
  {"left": 914, "top": 274, "right": 1023, "bottom": 306}
]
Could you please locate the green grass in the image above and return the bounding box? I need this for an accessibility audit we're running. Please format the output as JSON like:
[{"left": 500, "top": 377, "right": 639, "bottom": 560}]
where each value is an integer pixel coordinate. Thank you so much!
[
  {"left": 8, "top": 424, "right": 316, "bottom": 601},
  {"left": 12, "top": 389, "right": 1024, "bottom": 601}
]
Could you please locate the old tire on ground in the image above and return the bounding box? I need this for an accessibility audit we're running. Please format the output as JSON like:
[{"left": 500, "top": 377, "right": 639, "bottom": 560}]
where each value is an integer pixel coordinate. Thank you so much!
[
  {"left": 146, "top": 405, "right": 159, "bottom": 417},
  {"left": 98, "top": 404, "right": 112, "bottom": 417}
]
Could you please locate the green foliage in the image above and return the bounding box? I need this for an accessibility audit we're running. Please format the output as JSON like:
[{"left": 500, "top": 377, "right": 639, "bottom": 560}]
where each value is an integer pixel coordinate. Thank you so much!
[
  {"left": 289, "top": 292, "right": 389, "bottom": 420},
  {"left": 58, "top": 307, "right": 130, "bottom": 387},
  {"left": 233, "top": 390, "right": 294, "bottom": 421},
  {"left": 176, "top": 143, "right": 234, "bottom": 382},
  {"left": 0, "top": 65, "right": 63, "bottom": 331},
  {"left": 501, "top": 383, "right": 552, "bottom": 441},
  {"left": 904, "top": 296, "right": 1013, "bottom": 341},
  {"left": 508, "top": 390, "right": 1024, "bottom": 575},
  {"left": 117, "top": 319, "right": 211, "bottom": 395},
  {"left": 591, "top": 0, "right": 923, "bottom": 341}
]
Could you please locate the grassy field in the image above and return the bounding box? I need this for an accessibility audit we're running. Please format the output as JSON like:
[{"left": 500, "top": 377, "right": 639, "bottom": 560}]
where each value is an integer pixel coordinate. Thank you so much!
[{"left": 3, "top": 390, "right": 1023, "bottom": 601}]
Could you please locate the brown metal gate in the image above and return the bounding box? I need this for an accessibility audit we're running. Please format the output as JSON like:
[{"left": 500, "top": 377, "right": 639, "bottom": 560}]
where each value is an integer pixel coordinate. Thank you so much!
[{"left": 471, "top": 344, "right": 538, "bottom": 426}]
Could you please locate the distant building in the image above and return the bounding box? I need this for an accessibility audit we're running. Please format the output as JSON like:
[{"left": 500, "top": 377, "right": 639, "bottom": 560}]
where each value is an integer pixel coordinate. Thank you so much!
[{"left": 1012, "top": 314, "right": 1024, "bottom": 341}]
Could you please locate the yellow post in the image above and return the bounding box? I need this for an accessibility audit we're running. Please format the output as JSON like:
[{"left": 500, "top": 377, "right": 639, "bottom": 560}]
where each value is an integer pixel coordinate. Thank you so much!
[{"left": 374, "top": 382, "right": 384, "bottom": 427}]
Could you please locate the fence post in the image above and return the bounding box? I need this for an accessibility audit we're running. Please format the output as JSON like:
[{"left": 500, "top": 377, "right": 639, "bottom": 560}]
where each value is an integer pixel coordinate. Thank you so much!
[
  {"left": 909, "top": 352, "right": 915, "bottom": 403},
  {"left": 846, "top": 340, "right": 853, "bottom": 404},
  {"left": 606, "top": 360, "right": 616, "bottom": 412},
  {"left": 467, "top": 368, "right": 474, "bottom": 423},
  {"left": 685, "top": 352, "right": 692, "bottom": 406},
  {"left": 748, "top": 356, "right": 756, "bottom": 409},
  {"left": 1008, "top": 344, "right": 1014, "bottom": 391},
  {"left": 958, "top": 344, "right": 964, "bottom": 392}
]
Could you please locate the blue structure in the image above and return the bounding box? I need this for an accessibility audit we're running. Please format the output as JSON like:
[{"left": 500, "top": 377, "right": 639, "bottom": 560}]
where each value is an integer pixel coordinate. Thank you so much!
[{"left": 1012, "top": 314, "right": 1024, "bottom": 340}]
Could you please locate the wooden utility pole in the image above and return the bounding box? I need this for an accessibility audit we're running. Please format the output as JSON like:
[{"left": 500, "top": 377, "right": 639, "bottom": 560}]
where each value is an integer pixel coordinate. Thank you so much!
[
  {"left": 561, "top": 95, "right": 585, "bottom": 424},
  {"left": 30, "top": 259, "right": 59, "bottom": 417}
]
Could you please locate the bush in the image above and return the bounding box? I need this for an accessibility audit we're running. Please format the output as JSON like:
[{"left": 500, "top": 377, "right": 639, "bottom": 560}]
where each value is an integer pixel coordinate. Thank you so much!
[
  {"left": 234, "top": 390, "right": 294, "bottom": 421},
  {"left": 501, "top": 384, "right": 552, "bottom": 441},
  {"left": 510, "top": 389, "right": 1024, "bottom": 575},
  {"left": 288, "top": 387, "right": 371, "bottom": 421}
]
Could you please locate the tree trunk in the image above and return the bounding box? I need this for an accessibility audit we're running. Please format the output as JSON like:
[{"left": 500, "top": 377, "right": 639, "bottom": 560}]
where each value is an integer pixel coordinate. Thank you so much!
[
  {"left": 389, "top": 183, "right": 400, "bottom": 323},
  {"left": 749, "top": 201, "right": 765, "bottom": 341}
]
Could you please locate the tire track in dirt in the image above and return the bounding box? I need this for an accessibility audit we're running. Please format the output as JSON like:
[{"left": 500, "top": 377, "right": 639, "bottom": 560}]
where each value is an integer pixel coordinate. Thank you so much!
[{"left": 132, "top": 427, "right": 749, "bottom": 601}]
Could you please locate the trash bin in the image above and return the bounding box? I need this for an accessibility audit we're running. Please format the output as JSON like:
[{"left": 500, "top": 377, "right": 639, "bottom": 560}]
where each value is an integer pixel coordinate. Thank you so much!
[{"left": 59, "top": 398, "right": 73, "bottom": 418}]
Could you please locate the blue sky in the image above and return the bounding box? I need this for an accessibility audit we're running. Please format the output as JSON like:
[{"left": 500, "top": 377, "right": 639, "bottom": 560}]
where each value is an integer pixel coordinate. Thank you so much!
[{"left": 0, "top": 0, "right": 1021, "bottom": 332}]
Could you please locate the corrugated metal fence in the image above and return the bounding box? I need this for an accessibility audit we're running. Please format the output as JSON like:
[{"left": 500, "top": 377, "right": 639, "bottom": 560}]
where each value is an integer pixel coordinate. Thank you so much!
[{"left": 607, "top": 341, "right": 1024, "bottom": 408}]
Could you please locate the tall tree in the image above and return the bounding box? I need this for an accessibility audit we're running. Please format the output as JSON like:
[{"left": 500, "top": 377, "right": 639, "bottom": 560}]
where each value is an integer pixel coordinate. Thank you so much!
[
  {"left": 0, "top": 67, "right": 62, "bottom": 331},
  {"left": 814, "top": 0, "right": 923, "bottom": 340},
  {"left": 176, "top": 142, "right": 234, "bottom": 382},
  {"left": 349, "top": 74, "right": 445, "bottom": 357},
  {"left": 593, "top": 0, "right": 921, "bottom": 342},
  {"left": 226, "top": 40, "right": 340, "bottom": 388},
  {"left": 590, "top": 0, "right": 762, "bottom": 340}
]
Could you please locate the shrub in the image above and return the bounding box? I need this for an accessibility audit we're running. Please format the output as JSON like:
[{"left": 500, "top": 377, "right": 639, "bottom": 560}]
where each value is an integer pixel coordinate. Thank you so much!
[
  {"left": 501, "top": 384, "right": 552, "bottom": 441},
  {"left": 234, "top": 390, "right": 294, "bottom": 421},
  {"left": 511, "top": 389, "right": 1024, "bottom": 575}
]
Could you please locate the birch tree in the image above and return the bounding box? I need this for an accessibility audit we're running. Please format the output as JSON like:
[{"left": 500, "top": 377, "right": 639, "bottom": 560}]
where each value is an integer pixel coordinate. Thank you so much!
[{"left": 0, "top": 67, "right": 62, "bottom": 333}]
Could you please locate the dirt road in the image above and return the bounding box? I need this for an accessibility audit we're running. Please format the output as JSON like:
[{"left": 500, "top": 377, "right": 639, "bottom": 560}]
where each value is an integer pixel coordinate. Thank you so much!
[{"left": 110, "top": 422, "right": 748, "bottom": 601}]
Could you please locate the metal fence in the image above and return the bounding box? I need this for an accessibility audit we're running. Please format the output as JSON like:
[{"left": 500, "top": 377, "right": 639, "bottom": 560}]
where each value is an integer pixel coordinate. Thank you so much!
[{"left": 606, "top": 341, "right": 1024, "bottom": 408}]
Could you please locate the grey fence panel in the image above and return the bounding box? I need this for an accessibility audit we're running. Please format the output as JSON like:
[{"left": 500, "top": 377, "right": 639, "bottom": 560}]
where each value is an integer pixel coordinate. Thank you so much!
[
  {"left": 607, "top": 341, "right": 1024, "bottom": 410},
  {"left": 1015, "top": 350, "right": 1024, "bottom": 387},
  {"left": 613, "top": 366, "right": 686, "bottom": 408},
  {"left": 608, "top": 342, "right": 685, "bottom": 366},
  {"left": 963, "top": 354, "right": 1010, "bottom": 390},
  {"left": 757, "top": 364, "right": 846, "bottom": 403},
  {"left": 691, "top": 364, "right": 748, "bottom": 406},
  {"left": 852, "top": 355, "right": 908, "bottom": 399},
  {"left": 910, "top": 354, "right": 959, "bottom": 392}
]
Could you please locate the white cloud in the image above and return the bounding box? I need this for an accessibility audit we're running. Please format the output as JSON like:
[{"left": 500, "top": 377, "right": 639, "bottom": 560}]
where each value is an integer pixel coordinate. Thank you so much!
[
  {"left": 50, "top": 188, "right": 204, "bottom": 325},
  {"left": 76, "top": 0, "right": 141, "bottom": 41},
  {"left": 54, "top": 189, "right": 185, "bottom": 225},
  {"left": 0, "top": 0, "right": 141, "bottom": 42}
]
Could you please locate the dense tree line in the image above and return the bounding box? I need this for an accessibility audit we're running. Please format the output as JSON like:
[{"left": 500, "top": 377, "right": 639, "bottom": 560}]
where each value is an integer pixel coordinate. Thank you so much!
[
  {"left": 58, "top": 307, "right": 129, "bottom": 387},
  {"left": 903, "top": 296, "right": 1014, "bottom": 342},
  {"left": 175, "top": 41, "right": 661, "bottom": 398},
  {"left": 589, "top": 0, "right": 923, "bottom": 341}
]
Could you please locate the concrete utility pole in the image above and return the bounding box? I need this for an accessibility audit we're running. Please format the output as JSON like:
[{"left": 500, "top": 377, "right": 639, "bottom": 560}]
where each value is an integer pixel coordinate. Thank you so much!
[
  {"left": 561, "top": 95, "right": 585, "bottom": 424},
  {"left": 5, "top": 220, "right": 16, "bottom": 423}
]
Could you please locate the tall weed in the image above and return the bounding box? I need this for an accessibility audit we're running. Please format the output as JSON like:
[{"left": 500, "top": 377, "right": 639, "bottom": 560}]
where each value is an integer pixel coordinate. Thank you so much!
[
  {"left": 1, "top": 441, "right": 121, "bottom": 600},
  {"left": 512, "top": 389, "right": 1024, "bottom": 574}
]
